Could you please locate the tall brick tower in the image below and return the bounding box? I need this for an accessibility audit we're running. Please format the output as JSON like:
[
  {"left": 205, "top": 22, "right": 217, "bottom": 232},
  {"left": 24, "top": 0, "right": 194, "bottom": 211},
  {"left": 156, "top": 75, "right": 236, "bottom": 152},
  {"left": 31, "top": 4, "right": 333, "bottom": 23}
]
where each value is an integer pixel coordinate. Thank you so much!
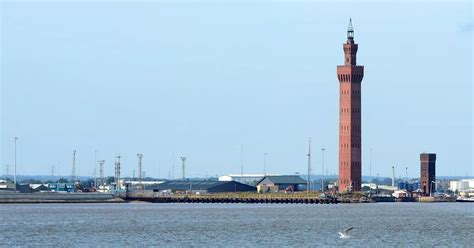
[
  {"left": 337, "top": 19, "right": 364, "bottom": 192},
  {"left": 420, "top": 153, "right": 436, "bottom": 196}
]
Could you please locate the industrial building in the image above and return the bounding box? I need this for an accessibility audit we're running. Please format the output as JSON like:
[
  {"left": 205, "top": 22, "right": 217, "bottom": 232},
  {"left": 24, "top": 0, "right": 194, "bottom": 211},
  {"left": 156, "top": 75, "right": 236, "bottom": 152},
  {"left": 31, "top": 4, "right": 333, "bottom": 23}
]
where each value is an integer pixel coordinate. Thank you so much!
[
  {"left": 398, "top": 181, "right": 420, "bottom": 191},
  {"left": 449, "top": 179, "right": 474, "bottom": 192},
  {"left": 256, "top": 175, "right": 307, "bottom": 193},
  {"left": 124, "top": 181, "right": 165, "bottom": 192},
  {"left": 48, "top": 183, "right": 76, "bottom": 192},
  {"left": 0, "top": 180, "right": 15, "bottom": 191},
  {"left": 142, "top": 181, "right": 256, "bottom": 194},
  {"left": 218, "top": 174, "right": 280, "bottom": 186},
  {"left": 0, "top": 181, "right": 51, "bottom": 193}
]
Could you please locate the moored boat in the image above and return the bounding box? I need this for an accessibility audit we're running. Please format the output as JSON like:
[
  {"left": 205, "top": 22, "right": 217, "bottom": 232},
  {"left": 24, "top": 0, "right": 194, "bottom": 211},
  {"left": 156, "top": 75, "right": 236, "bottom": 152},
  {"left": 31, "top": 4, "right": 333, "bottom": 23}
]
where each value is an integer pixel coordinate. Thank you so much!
[{"left": 456, "top": 197, "right": 474, "bottom": 202}]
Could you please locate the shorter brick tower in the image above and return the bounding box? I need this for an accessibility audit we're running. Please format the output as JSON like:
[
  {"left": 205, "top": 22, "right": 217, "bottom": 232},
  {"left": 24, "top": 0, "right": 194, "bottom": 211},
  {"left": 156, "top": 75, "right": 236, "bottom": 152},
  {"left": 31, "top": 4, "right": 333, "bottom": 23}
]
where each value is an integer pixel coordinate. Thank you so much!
[{"left": 420, "top": 153, "right": 436, "bottom": 196}]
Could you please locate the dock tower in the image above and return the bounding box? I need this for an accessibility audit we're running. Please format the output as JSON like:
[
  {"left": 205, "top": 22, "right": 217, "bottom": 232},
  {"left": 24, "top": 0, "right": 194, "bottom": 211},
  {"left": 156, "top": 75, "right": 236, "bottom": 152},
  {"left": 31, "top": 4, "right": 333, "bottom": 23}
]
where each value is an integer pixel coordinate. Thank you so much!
[{"left": 337, "top": 19, "right": 364, "bottom": 192}]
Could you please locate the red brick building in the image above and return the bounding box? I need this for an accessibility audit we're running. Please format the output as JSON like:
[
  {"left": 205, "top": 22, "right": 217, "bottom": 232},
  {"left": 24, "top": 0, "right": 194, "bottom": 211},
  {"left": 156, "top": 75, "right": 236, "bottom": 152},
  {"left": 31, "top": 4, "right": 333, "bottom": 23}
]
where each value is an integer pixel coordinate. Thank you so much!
[{"left": 337, "top": 19, "right": 364, "bottom": 192}]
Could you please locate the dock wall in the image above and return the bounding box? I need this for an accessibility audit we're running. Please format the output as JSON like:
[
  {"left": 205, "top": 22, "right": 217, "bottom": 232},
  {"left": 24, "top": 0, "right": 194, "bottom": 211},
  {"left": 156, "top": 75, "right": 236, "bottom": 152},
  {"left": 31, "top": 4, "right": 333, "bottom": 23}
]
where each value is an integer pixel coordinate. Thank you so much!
[{"left": 0, "top": 192, "right": 120, "bottom": 204}]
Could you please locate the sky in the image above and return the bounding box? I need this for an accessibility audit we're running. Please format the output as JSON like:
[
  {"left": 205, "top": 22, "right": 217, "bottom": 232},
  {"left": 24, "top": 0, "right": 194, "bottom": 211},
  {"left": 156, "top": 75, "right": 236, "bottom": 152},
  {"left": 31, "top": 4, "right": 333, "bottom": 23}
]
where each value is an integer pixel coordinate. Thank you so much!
[{"left": 1, "top": 0, "right": 472, "bottom": 179}]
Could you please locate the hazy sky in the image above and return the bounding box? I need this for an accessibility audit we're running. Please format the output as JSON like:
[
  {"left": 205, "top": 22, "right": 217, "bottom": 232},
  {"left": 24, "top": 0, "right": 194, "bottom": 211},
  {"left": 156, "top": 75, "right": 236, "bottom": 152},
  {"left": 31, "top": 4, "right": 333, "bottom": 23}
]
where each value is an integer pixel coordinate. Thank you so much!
[{"left": 1, "top": 0, "right": 472, "bottom": 179}]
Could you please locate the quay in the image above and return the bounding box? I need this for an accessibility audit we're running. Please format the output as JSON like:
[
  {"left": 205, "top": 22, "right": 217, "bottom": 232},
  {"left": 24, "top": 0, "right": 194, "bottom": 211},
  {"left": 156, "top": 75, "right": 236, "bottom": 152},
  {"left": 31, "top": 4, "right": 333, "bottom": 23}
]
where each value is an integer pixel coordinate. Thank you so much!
[
  {"left": 125, "top": 192, "right": 339, "bottom": 204},
  {"left": 0, "top": 192, "right": 121, "bottom": 204}
]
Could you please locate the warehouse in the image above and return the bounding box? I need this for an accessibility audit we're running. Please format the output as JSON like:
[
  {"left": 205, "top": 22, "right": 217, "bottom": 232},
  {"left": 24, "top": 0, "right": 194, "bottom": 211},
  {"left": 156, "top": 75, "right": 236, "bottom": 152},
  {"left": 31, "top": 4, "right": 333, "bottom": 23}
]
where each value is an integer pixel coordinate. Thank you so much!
[
  {"left": 146, "top": 180, "right": 256, "bottom": 194},
  {"left": 218, "top": 174, "right": 280, "bottom": 186},
  {"left": 256, "top": 175, "right": 307, "bottom": 193}
]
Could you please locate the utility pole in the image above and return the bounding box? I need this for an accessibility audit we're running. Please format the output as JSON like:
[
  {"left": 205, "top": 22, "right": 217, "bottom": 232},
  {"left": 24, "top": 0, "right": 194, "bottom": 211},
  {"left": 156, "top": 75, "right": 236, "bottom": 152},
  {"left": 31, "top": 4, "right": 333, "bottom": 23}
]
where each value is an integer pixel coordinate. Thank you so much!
[
  {"left": 321, "top": 148, "right": 325, "bottom": 192},
  {"left": 51, "top": 165, "right": 55, "bottom": 177},
  {"left": 369, "top": 148, "right": 372, "bottom": 180},
  {"left": 181, "top": 157, "right": 186, "bottom": 180},
  {"left": 157, "top": 160, "right": 160, "bottom": 179},
  {"left": 137, "top": 153, "right": 143, "bottom": 190},
  {"left": 5, "top": 164, "right": 9, "bottom": 181},
  {"left": 172, "top": 152, "right": 175, "bottom": 180},
  {"left": 57, "top": 161, "right": 60, "bottom": 180},
  {"left": 14, "top": 137, "right": 18, "bottom": 188},
  {"left": 115, "top": 156, "right": 121, "bottom": 190},
  {"left": 307, "top": 138, "right": 311, "bottom": 193},
  {"left": 71, "top": 150, "right": 76, "bottom": 183},
  {"left": 94, "top": 150, "right": 97, "bottom": 188},
  {"left": 240, "top": 145, "right": 244, "bottom": 182},
  {"left": 405, "top": 166, "right": 408, "bottom": 181},
  {"left": 264, "top": 152, "right": 267, "bottom": 176}
]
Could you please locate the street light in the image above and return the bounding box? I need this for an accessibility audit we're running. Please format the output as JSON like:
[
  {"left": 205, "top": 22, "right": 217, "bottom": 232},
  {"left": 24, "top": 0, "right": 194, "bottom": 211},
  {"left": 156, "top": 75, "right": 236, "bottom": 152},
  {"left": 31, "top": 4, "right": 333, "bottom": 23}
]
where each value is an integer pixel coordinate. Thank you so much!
[
  {"left": 14, "top": 137, "right": 18, "bottom": 190},
  {"left": 430, "top": 181, "right": 436, "bottom": 197},
  {"left": 263, "top": 152, "right": 267, "bottom": 176},
  {"left": 321, "top": 148, "right": 325, "bottom": 192}
]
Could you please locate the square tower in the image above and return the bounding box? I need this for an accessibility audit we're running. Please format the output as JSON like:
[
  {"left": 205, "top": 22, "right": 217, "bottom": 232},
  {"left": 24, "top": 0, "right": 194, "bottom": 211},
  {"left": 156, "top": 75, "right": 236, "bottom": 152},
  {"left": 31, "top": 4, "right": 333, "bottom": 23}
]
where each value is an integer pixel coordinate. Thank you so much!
[
  {"left": 420, "top": 153, "right": 436, "bottom": 196},
  {"left": 337, "top": 19, "right": 364, "bottom": 192}
]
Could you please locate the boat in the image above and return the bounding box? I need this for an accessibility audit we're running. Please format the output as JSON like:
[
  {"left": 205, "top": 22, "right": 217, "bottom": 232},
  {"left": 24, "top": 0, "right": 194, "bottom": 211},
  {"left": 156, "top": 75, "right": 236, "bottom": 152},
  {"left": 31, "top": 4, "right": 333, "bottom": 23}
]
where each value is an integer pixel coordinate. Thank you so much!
[{"left": 456, "top": 197, "right": 474, "bottom": 202}]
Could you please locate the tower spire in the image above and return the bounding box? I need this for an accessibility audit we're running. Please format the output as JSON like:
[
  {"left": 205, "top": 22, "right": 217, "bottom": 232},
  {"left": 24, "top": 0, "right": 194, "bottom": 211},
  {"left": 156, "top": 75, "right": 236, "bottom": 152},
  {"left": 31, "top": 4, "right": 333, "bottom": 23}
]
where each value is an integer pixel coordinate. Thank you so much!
[{"left": 347, "top": 18, "right": 354, "bottom": 40}]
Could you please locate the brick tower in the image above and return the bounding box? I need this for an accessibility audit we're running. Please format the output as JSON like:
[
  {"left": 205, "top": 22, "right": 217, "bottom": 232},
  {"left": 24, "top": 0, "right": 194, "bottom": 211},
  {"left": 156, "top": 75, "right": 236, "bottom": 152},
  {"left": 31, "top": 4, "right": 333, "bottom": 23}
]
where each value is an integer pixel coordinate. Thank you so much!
[
  {"left": 337, "top": 19, "right": 364, "bottom": 192},
  {"left": 420, "top": 153, "right": 436, "bottom": 196}
]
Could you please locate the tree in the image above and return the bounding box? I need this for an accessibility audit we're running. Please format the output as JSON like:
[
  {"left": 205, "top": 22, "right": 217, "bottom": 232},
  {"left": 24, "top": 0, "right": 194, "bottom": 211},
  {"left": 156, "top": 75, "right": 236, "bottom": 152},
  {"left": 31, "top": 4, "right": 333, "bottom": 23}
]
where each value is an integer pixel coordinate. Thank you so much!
[{"left": 58, "top": 178, "right": 69, "bottom": 183}]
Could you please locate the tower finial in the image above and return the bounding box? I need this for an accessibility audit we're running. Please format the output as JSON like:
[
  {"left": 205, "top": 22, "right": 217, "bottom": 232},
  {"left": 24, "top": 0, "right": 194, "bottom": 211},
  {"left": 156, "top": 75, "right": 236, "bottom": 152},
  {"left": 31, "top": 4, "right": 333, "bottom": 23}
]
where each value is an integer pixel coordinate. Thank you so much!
[{"left": 347, "top": 18, "right": 354, "bottom": 39}]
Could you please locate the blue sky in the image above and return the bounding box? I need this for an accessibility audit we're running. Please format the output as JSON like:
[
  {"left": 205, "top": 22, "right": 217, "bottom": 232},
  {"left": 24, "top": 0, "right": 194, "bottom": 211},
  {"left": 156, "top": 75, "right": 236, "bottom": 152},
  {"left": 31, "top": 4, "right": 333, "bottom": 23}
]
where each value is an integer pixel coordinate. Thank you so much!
[{"left": 1, "top": 1, "right": 472, "bottom": 179}]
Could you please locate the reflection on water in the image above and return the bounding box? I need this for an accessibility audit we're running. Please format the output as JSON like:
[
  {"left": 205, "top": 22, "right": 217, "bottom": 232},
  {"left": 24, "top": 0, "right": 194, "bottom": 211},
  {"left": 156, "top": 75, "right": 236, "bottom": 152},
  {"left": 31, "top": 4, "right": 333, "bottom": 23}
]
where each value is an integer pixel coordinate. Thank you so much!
[{"left": 1, "top": 203, "right": 473, "bottom": 246}]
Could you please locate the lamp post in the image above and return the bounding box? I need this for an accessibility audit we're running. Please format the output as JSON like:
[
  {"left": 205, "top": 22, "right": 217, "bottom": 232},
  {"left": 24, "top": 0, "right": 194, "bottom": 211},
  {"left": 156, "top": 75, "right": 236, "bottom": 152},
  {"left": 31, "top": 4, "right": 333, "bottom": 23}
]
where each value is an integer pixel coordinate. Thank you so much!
[
  {"left": 430, "top": 181, "right": 436, "bottom": 197},
  {"left": 263, "top": 152, "right": 267, "bottom": 176},
  {"left": 307, "top": 138, "right": 311, "bottom": 193},
  {"left": 321, "top": 148, "right": 325, "bottom": 192},
  {"left": 14, "top": 137, "right": 18, "bottom": 190},
  {"left": 181, "top": 157, "right": 186, "bottom": 180}
]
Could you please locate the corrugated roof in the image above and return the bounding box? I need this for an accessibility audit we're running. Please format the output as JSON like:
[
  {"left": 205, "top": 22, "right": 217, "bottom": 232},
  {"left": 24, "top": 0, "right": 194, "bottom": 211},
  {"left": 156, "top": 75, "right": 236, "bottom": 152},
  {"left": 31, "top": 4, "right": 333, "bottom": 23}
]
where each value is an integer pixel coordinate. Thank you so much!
[
  {"left": 158, "top": 181, "right": 228, "bottom": 190},
  {"left": 220, "top": 174, "right": 280, "bottom": 178},
  {"left": 257, "top": 175, "right": 307, "bottom": 185}
]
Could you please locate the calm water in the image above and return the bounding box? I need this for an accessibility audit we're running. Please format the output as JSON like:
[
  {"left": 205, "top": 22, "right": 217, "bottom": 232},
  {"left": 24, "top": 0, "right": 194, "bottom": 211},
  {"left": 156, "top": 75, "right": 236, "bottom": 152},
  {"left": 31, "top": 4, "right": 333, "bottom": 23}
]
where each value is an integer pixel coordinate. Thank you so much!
[{"left": 1, "top": 202, "right": 473, "bottom": 247}]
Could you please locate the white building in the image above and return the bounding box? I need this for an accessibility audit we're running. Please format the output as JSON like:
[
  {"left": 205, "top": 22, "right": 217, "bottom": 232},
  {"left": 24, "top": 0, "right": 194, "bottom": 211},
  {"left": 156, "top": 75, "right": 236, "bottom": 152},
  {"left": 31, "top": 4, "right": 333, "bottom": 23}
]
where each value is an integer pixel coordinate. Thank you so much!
[
  {"left": 0, "top": 180, "right": 15, "bottom": 190},
  {"left": 361, "top": 183, "right": 378, "bottom": 190},
  {"left": 392, "top": 190, "right": 409, "bottom": 198},
  {"left": 218, "top": 174, "right": 280, "bottom": 186},
  {"left": 449, "top": 179, "right": 474, "bottom": 192}
]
